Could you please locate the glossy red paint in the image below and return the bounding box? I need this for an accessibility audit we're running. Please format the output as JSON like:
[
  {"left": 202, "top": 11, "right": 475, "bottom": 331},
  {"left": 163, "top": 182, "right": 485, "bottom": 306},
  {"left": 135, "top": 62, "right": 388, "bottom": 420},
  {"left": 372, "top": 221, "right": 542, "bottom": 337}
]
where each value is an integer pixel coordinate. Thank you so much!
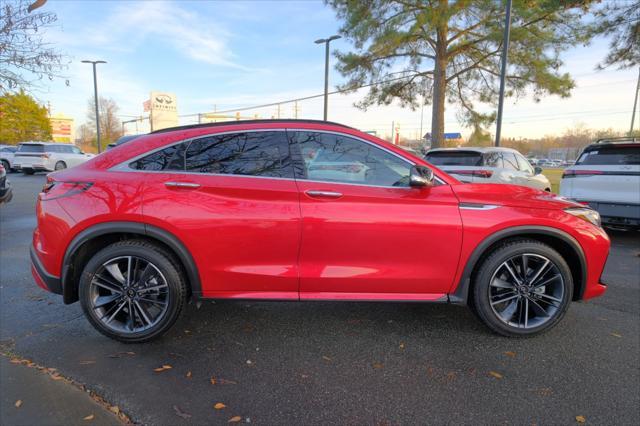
[{"left": 31, "top": 120, "right": 609, "bottom": 306}]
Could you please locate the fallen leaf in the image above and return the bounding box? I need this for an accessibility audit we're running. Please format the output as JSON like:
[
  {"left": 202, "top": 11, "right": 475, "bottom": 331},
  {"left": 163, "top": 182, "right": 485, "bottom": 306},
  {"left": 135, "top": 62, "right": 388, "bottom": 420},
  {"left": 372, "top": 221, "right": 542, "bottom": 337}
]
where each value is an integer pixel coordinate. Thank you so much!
[
  {"left": 372, "top": 362, "right": 384, "bottom": 369},
  {"left": 83, "top": 414, "right": 94, "bottom": 421},
  {"left": 186, "top": 371, "right": 192, "bottom": 378},
  {"left": 15, "top": 400, "right": 22, "bottom": 408},
  {"left": 109, "top": 406, "right": 120, "bottom": 415},
  {"left": 210, "top": 377, "right": 217, "bottom": 385},
  {"left": 489, "top": 371, "right": 503, "bottom": 379},
  {"left": 610, "top": 332, "right": 622, "bottom": 338},
  {"left": 228, "top": 416, "right": 242, "bottom": 423},
  {"left": 220, "top": 378, "right": 237, "bottom": 385},
  {"left": 50, "top": 373, "right": 63, "bottom": 381},
  {"left": 399, "top": 342, "right": 405, "bottom": 350},
  {"left": 184, "top": 330, "right": 192, "bottom": 334},
  {"left": 322, "top": 356, "right": 332, "bottom": 362},
  {"left": 504, "top": 351, "right": 516, "bottom": 358},
  {"left": 108, "top": 351, "right": 135, "bottom": 358},
  {"left": 153, "top": 365, "right": 172, "bottom": 373},
  {"left": 10, "top": 358, "right": 20, "bottom": 364},
  {"left": 214, "top": 402, "right": 226, "bottom": 410},
  {"left": 575, "top": 415, "right": 586, "bottom": 423},
  {"left": 173, "top": 405, "right": 191, "bottom": 419}
]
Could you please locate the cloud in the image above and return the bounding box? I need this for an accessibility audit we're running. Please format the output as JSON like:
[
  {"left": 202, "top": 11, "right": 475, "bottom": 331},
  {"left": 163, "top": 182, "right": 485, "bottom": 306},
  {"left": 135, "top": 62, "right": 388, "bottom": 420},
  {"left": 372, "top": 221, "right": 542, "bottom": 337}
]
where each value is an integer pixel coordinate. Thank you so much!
[{"left": 75, "top": 1, "right": 246, "bottom": 69}]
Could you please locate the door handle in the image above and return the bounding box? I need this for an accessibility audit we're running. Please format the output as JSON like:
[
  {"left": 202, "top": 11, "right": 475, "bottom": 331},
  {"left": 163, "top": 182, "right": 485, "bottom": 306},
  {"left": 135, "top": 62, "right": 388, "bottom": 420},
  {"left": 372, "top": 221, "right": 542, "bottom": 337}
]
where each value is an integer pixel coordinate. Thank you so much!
[
  {"left": 305, "top": 190, "right": 343, "bottom": 199},
  {"left": 164, "top": 181, "right": 201, "bottom": 189}
]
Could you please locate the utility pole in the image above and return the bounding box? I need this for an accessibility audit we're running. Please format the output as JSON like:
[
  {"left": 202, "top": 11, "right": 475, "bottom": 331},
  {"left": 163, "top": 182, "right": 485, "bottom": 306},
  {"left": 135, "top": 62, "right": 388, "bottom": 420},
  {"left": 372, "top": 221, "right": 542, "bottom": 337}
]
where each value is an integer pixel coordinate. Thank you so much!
[
  {"left": 81, "top": 60, "right": 107, "bottom": 153},
  {"left": 494, "top": 0, "right": 512, "bottom": 147},
  {"left": 277, "top": 104, "right": 281, "bottom": 119},
  {"left": 390, "top": 121, "right": 395, "bottom": 143},
  {"left": 315, "top": 35, "right": 341, "bottom": 121},
  {"left": 631, "top": 67, "right": 640, "bottom": 134},
  {"left": 293, "top": 101, "right": 300, "bottom": 119}
]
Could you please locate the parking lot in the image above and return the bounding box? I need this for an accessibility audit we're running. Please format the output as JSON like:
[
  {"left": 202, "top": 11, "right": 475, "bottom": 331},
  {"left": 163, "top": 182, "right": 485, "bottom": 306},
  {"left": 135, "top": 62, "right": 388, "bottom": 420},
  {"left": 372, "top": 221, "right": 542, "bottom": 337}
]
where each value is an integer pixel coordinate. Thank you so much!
[{"left": 1, "top": 173, "right": 639, "bottom": 424}]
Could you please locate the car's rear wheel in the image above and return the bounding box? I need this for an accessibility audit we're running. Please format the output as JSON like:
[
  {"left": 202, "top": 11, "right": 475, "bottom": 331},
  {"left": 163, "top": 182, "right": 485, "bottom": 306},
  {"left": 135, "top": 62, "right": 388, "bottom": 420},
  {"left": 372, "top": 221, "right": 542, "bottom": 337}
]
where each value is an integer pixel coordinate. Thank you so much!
[
  {"left": 472, "top": 239, "right": 572, "bottom": 337},
  {"left": 54, "top": 161, "right": 67, "bottom": 170},
  {"left": 1, "top": 160, "right": 10, "bottom": 171},
  {"left": 79, "top": 240, "right": 187, "bottom": 343}
]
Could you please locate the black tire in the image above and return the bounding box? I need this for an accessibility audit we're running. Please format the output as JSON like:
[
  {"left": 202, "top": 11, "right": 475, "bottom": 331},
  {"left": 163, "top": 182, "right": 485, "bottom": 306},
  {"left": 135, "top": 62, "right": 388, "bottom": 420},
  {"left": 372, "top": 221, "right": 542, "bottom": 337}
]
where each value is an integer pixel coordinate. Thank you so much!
[
  {"left": 54, "top": 161, "right": 67, "bottom": 171},
  {"left": 79, "top": 239, "right": 188, "bottom": 343},
  {"left": 472, "top": 239, "right": 573, "bottom": 337},
  {"left": 23, "top": 169, "right": 35, "bottom": 175}
]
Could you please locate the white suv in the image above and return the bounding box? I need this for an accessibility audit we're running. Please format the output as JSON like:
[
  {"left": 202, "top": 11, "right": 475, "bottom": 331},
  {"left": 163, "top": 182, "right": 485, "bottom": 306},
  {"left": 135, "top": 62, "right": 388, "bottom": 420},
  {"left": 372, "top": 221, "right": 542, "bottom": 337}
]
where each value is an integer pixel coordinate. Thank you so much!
[
  {"left": 560, "top": 137, "right": 640, "bottom": 228},
  {"left": 425, "top": 147, "right": 552, "bottom": 192},
  {"left": 13, "top": 142, "right": 94, "bottom": 174}
]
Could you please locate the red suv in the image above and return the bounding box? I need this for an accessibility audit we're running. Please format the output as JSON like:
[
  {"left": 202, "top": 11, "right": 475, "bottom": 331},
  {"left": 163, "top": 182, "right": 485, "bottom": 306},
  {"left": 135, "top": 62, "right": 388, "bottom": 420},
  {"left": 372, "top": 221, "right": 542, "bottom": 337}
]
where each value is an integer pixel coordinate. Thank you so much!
[{"left": 31, "top": 120, "right": 609, "bottom": 342}]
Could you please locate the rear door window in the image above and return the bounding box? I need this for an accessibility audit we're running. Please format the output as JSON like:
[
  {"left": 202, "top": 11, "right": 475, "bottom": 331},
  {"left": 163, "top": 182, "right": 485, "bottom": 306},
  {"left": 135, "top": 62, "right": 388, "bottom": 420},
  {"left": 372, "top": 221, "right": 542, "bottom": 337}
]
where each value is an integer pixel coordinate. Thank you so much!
[
  {"left": 576, "top": 146, "right": 640, "bottom": 165},
  {"left": 17, "top": 144, "right": 45, "bottom": 153},
  {"left": 185, "top": 131, "right": 293, "bottom": 178},
  {"left": 483, "top": 152, "right": 502, "bottom": 168},
  {"left": 131, "top": 142, "right": 187, "bottom": 171},
  {"left": 425, "top": 151, "right": 482, "bottom": 166}
]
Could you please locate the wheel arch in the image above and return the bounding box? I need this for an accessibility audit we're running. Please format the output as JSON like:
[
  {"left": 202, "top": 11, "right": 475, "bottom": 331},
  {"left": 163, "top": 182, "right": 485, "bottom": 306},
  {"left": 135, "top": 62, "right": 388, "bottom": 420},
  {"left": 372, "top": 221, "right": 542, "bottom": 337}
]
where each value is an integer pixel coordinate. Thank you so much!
[
  {"left": 449, "top": 226, "right": 586, "bottom": 305},
  {"left": 61, "top": 221, "right": 202, "bottom": 304}
]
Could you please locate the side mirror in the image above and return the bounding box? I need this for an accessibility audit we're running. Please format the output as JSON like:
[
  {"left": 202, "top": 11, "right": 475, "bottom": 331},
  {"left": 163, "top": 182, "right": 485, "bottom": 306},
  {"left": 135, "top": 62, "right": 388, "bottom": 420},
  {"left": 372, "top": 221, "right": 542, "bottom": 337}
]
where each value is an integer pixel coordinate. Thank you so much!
[
  {"left": 534, "top": 166, "right": 543, "bottom": 175},
  {"left": 409, "top": 166, "right": 434, "bottom": 187}
]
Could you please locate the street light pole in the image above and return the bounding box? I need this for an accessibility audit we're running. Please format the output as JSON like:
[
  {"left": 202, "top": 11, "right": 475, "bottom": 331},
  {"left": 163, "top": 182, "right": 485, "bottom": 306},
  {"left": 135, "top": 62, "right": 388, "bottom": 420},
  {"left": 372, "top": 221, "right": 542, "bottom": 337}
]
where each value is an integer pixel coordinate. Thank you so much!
[
  {"left": 315, "top": 35, "right": 341, "bottom": 121},
  {"left": 81, "top": 60, "right": 106, "bottom": 153},
  {"left": 494, "top": 0, "right": 512, "bottom": 147}
]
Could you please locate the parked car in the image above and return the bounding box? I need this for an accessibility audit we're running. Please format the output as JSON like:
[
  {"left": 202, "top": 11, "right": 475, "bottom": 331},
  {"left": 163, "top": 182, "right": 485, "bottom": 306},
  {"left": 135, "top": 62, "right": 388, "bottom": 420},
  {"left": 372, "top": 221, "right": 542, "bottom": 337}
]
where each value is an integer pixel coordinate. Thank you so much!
[
  {"left": 0, "top": 145, "right": 17, "bottom": 172},
  {"left": 0, "top": 162, "right": 12, "bottom": 204},
  {"left": 13, "top": 142, "right": 94, "bottom": 174},
  {"left": 0, "top": 164, "right": 13, "bottom": 204},
  {"left": 106, "top": 134, "right": 143, "bottom": 150},
  {"left": 560, "top": 137, "right": 640, "bottom": 228},
  {"left": 425, "top": 147, "right": 552, "bottom": 192},
  {"left": 31, "top": 120, "right": 608, "bottom": 342}
]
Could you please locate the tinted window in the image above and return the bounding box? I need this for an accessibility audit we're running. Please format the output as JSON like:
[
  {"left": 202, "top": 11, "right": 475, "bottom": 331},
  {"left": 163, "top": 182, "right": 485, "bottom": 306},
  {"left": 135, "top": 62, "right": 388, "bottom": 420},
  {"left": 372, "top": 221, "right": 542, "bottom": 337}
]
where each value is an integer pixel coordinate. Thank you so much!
[
  {"left": 17, "top": 144, "right": 45, "bottom": 153},
  {"left": 426, "top": 151, "right": 482, "bottom": 166},
  {"left": 71, "top": 146, "right": 82, "bottom": 154},
  {"left": 502, "top": 153, "right": 519, "bottom": 170},
  {"left": 291, "top": 131, "right": 412, "bottom": 186},
  {"left": 483, "top": 152, "right": 503, "bottom": 168},
  {"left": 577, "top": 146, "right": 640, "bottom": 165},
  {"left": 185, "top": 131, "right": 292, "bottom": 178},
  {"left": 516, "top": 154, "right": 534, "bottom": 173},
  {"left": 131, "top": 143, "right": 187, "bottom": 171}
]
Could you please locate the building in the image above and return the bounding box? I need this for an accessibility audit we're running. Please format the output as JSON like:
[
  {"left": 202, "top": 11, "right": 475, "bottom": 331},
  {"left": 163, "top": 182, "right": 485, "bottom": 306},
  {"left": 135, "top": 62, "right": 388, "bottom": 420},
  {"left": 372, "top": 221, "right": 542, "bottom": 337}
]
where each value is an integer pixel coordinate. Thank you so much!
[{"left": 49, "top": 114, "right": 75, "bottom": 143}]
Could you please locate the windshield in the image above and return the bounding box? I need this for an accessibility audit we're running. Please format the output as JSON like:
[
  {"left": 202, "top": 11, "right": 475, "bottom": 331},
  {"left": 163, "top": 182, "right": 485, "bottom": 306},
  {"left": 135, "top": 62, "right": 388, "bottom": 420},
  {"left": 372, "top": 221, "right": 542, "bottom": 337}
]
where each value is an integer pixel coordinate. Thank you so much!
[
  {"left": 425, "top": 151, "right": 482, "bottom": 166},
  {"left": 577, "top": 146, "right": 640, "bottom": 165},
  {"left": 17, "top": 144, "right": 45, "bottom": 153}
]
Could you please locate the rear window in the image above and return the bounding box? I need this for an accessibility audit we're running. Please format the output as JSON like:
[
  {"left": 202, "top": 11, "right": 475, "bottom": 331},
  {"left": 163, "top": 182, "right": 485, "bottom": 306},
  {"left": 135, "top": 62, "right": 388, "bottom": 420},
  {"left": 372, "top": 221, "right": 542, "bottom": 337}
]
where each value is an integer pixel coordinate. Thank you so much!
[
  {"left": 425, "top": 151, "right": 482, "bottom": 166},
  {"left": 576, "top": 146, "right": 640, "bottom": 165},
  {"left": 17, "top": 144, "right": 45, "bottom": 153}
]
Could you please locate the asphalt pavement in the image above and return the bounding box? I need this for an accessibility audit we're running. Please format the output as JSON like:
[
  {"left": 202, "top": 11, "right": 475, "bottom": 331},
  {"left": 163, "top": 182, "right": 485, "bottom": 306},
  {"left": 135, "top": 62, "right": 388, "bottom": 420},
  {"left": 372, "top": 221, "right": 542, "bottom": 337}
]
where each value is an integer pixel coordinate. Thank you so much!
[{"left": 1, "top": 173, "right": 639, "bottom": 425}]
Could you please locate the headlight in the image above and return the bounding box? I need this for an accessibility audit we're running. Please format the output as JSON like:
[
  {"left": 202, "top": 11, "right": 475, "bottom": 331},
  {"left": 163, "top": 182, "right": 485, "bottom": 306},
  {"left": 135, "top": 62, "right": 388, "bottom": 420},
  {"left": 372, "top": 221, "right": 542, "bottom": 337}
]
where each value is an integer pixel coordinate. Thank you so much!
[{"left": 565, "top": 207, "right": 601, "bottom": 227}]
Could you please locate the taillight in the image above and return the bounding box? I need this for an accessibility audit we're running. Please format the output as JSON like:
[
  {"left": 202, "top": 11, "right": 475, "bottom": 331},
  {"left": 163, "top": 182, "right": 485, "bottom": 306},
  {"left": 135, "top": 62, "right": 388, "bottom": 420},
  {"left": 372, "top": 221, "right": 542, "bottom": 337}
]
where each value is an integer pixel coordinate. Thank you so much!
[
  {"left": 450, "top": 169, "right": 493, "bottom": 178},
  {"left": 562, "top": 170, "right": 603, "bottom": 178},
  {"left": 40, "top": 180, "right": 92, "bottom": 200}
]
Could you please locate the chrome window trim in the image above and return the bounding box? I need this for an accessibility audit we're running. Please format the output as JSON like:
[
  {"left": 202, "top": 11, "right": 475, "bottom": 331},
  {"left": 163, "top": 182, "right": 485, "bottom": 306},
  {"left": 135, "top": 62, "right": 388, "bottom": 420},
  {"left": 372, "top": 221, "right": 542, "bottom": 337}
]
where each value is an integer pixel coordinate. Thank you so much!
[{"left": 109, "top": 127, "right": 445, "bottom": 187}]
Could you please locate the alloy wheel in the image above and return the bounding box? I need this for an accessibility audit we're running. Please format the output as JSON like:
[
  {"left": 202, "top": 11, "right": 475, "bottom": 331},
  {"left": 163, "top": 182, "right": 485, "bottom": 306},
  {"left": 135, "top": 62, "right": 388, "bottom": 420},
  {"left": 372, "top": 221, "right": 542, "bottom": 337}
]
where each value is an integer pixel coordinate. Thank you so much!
[
  {"left": 89, "top": 256, "right": 169, "bottom": 334},
  {"left": 488, "top": 253, "right": 565, "bottom": 329}
]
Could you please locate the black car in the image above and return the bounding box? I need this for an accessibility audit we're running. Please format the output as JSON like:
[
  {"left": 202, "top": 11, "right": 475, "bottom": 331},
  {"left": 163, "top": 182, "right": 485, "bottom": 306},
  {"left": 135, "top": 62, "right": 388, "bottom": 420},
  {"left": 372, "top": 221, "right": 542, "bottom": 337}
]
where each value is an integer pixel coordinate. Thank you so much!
[{"left": 0, "top": 162, "right": 12, "bottom": 204}]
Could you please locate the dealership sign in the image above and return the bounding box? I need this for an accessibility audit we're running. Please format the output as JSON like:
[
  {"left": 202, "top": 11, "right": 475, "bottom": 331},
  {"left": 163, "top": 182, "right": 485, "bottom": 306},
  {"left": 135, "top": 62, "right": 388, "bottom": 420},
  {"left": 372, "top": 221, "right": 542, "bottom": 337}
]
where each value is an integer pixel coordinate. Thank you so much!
[{"left": 149, "top": 91, "right": 178, "bottom": 131}]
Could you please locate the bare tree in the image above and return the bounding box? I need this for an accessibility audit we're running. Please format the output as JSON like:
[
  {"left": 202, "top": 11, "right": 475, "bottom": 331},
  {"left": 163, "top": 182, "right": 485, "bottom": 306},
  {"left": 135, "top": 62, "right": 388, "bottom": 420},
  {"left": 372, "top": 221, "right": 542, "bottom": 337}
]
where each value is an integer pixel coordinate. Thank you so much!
[
  {"left": 0, "top": 0, "right": 68, "bottom": 91},
  {"left": 86, "top": 96, "right": 123, "bottom": 150}
]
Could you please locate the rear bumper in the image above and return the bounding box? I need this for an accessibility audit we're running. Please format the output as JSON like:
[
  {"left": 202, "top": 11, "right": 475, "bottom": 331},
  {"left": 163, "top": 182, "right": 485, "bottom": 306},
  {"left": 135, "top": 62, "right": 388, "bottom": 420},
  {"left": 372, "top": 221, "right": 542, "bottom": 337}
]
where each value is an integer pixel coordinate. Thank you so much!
[
  {"left": 30, "top": 245, "right": 62, "bottom": 295},
  {"left": 580, "top": 201, "right": 640, "bottom": 227}
]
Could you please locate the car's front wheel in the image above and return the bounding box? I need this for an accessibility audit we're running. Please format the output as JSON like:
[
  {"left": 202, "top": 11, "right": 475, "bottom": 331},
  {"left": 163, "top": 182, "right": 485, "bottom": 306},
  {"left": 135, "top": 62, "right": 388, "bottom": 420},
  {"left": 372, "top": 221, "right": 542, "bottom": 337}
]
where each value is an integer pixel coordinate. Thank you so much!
[
  {"left": 472, "top": 239, "right": 573, "bottom": 337},
  {"left": 79, "top": 240, "right": 187, "bottom": 343},
  {"left": 54, "top": 161, "right": 67, "bottom": 170}
]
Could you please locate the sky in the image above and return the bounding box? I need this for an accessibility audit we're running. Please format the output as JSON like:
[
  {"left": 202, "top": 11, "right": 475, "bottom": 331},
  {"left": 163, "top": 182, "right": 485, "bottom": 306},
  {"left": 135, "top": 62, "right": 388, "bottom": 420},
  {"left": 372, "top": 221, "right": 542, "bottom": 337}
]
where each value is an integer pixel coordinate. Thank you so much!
[{"left": 32, "top": 0, "right": 639, "bottom": 140}]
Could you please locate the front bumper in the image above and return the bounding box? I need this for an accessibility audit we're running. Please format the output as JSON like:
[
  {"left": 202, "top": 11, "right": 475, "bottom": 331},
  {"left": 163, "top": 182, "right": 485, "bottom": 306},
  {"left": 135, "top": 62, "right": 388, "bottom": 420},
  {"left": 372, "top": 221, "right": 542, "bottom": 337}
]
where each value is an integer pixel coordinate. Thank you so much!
[{"left": 30, "top": 245, "right": 62, "bottom": 295}]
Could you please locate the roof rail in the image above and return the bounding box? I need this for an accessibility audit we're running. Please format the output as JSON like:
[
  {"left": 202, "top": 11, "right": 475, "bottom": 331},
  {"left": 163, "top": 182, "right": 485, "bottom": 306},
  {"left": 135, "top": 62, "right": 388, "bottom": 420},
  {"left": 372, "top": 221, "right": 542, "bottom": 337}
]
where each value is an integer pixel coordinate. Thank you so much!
[
  {"left": 150, "top": 119, "right": 355, "bottom": 134},
  {"left": 595, "top": 136, "right": 639, "bottom": 144}
]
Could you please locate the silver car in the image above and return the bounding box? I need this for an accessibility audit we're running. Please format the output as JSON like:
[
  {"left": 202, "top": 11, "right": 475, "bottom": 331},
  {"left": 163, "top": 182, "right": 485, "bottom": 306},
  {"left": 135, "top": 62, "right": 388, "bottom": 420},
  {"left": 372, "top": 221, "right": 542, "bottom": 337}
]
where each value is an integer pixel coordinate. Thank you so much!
[{"left": 425, "top": 147, "right": 552, "bottom": 192}]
